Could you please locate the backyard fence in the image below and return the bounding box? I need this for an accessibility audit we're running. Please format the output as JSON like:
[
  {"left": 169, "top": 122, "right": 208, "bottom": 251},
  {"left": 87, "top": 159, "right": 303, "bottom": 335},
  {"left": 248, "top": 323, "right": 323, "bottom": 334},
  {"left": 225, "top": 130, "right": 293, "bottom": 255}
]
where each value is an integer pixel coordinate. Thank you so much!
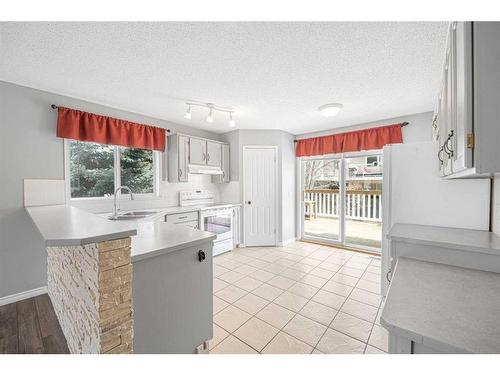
[{"left": 304, "top": 189, "right": 382, "bottom": 222}]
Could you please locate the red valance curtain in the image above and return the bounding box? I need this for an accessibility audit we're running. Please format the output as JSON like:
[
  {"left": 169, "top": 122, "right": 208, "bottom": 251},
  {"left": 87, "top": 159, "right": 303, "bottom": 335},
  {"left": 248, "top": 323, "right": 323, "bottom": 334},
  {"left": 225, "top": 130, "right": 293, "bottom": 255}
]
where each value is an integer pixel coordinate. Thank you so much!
[
  {"left": 56, "top": 107, "right": 166, "bottom": 151},
  {"left": 295, "top": 123, "right": 403, "bottom": 157}
]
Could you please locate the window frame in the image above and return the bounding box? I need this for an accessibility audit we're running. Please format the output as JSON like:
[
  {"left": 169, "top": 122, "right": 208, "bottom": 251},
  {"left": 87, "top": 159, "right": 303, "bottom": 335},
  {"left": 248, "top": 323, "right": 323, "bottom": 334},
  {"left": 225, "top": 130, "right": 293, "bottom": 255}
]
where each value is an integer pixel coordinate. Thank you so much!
[{"left": 64, "top": 139, "right": 161, "bottom": 202}]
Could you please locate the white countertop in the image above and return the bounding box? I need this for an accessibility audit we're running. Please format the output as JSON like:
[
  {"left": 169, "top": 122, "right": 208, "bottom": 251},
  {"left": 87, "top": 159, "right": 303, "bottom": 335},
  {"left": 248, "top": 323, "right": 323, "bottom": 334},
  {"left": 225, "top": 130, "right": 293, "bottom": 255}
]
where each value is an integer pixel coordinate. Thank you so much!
[
  {"left": 27, "top": 205, "right": 217, "bottom": 261},
  {"left": 381, "top": 257, "right": 500, "bottom": 353},
  {"left": 108, "top": 203, "right": 242, "bottom": 221},
  {"left": 27, "top": 205, "right": 137, "bottom": 246},
  {"left": 131, "top": 220, "right": 215, "bottom": 262},
  {"left": 388, "top": 223, "right": 500, "bottom": 256}
]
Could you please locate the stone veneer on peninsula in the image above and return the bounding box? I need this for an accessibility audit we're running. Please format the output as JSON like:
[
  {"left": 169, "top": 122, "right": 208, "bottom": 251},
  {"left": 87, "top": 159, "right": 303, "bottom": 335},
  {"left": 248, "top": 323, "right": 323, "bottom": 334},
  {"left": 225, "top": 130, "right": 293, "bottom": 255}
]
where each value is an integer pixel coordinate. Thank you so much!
[
  {"left": 26, "top": 205, "right": 137, "bottom": 354},
  {"left": 47, "top": 237, "right": 133, "bottom": 353}
]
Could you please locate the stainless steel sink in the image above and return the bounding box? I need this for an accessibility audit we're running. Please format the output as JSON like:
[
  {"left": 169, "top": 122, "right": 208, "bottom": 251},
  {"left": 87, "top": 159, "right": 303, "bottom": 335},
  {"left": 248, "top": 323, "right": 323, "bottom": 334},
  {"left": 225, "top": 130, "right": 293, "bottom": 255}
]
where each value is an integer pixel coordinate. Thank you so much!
[
  {"left": 122, "top": 210, "right": 159, "bottom": 216},
  {"left": 108, "top": 210, "right": 160, "bottom": 220}
]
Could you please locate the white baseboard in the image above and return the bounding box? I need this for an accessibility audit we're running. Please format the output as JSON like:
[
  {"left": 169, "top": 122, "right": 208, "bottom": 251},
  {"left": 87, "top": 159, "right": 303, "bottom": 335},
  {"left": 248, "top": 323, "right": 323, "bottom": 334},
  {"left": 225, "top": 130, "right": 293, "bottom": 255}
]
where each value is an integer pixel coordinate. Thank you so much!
[
  {"left": 278, "top": 237, "right": 297, "bottom": 247},
  {"left": 0, "top": 286, "right": 47, "bottom": 306}
]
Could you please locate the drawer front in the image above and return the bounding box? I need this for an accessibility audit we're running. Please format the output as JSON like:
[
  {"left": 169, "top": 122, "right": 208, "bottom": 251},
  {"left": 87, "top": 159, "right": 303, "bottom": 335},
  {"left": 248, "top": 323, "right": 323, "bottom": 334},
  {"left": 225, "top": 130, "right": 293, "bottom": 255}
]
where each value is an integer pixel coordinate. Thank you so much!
[
  {"left": 165, "top": 211, "right": 198, "bottom": 224},
  {"left": 180, "top": 220, "right": 200, "bottom": 230}
]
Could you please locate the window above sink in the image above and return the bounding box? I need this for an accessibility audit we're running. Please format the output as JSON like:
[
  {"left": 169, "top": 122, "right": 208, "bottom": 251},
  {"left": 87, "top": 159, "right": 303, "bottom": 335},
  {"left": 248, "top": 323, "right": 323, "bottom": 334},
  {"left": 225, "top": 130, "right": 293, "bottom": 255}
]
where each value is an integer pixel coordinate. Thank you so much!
[{"left": 65, "top": 140, "right": 160, "bottom": 200}]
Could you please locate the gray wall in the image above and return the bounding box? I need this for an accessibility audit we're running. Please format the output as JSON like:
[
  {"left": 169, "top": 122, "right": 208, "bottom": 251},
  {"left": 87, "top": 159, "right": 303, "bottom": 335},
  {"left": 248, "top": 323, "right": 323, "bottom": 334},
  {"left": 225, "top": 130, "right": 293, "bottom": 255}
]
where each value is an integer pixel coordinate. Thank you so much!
[
  {"left": 280, "top": 131, "right": 297, "bottom": 242},
  {"left": 295, "top": 111, "right": 433, "bottom": 144},
  {"left": 0, "top": 81, "right": 221, "bottom": 299}
]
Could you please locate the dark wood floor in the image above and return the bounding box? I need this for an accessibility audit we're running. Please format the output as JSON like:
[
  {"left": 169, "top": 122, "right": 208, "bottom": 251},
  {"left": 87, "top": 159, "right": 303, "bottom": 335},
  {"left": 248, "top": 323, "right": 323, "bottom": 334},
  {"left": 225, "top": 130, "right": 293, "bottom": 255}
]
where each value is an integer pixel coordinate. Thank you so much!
[{"left": 0, "top": 294, "right": 69, "bottom": 354}]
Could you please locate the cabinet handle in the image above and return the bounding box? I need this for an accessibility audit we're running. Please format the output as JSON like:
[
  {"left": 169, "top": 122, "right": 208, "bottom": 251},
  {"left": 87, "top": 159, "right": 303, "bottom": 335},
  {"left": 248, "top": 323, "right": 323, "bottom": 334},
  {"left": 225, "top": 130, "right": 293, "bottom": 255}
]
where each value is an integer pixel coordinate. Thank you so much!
[
  {"left": 178, "top": 216, "right": 187, "bottom": 219},
  {"left": 438, "top": 146, "right": 444, "bottom": 165},
  {"left": 179, "top": 169, "right": 182, "bottom": 177},
  {"left": 444, "top": 130, "right": 454, "bottom": 158},
  {"left": 386, "top": 268, "right": 392, "bottom": 283},
  {"left": 198, "top": 250, "right": 206, "bottom": 262},
  {"left": 207, "top": 153, "right": 210, "bottom": 161},
  {"left": 202, "top": 153, "right": 206, "bottom": 161}
]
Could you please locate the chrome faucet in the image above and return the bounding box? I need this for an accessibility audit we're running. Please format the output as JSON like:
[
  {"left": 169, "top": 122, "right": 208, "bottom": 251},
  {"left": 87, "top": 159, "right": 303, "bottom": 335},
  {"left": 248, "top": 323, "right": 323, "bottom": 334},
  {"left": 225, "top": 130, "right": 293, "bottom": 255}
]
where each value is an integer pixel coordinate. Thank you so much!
[{"left": 112, "top": 186, "right": 134, "bottom": 219}]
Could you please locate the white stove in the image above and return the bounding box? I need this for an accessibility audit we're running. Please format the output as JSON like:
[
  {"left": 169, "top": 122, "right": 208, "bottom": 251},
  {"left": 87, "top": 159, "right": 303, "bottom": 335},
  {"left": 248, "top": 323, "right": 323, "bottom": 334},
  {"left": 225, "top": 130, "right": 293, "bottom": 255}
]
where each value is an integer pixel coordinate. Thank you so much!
[{"left": 180, "top": 190, "right": 234, "bottom": 256}]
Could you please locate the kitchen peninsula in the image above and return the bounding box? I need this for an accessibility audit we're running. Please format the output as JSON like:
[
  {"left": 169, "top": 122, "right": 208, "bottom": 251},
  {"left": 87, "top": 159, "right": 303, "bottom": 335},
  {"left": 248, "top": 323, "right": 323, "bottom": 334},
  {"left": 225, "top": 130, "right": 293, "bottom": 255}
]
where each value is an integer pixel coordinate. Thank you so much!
[{"left": 26, "top": 204, "right": 216, "bottom": 354}]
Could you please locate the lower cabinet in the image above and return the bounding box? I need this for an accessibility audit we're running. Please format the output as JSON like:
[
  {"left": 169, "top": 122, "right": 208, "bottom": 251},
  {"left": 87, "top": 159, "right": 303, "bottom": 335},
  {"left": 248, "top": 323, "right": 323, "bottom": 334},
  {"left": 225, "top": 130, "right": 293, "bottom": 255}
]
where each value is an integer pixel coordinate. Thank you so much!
[
  {"left": 132, "top": 241, "right": 213, "bottom": 353},
  {"left": 232, "top": 206, "right": 242, "bottom": 248}
]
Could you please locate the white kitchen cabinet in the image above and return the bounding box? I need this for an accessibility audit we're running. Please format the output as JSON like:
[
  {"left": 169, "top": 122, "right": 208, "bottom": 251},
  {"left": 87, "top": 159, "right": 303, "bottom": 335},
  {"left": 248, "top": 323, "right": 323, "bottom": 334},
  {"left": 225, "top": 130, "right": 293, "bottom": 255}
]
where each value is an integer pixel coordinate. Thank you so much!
[
  {"left": 189, "top": 137, "right": 207, "bottom": 165},
  {"left": 452, "top": 22, "right": 473, "bottom": 174},
  {"left": 133, "top": 241, "right": 213, "bottom": 353},
  {"left": 167, "top": 134, "right": 189, "bottom": 183},
  {"left": 232, "top": 206, "right": 242, "bottom": 247},
  {"left": 168, "top": 133, "right": 229, "bottom": 182},
  {"left": 212, "top": 143, "right": 230, "bottom": 183},
  {"left": 206, "top": 140, "right": 222, "bottom": 167},
  {"left": 221, "top": 143, "right": 230, "bottom": 182},
  {"left": 436, "top": 22, "right": 500, "bottom": 178}
]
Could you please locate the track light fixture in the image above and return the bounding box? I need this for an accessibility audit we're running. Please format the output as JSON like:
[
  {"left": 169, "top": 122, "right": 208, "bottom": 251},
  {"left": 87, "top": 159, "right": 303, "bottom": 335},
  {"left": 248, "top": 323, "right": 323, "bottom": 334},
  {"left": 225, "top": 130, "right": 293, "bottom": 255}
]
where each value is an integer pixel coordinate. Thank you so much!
[
  {"left": 228, "top": 112, "right": 236, "bottom": 127},
  {"left": 183, "top": 102, "right": 236, "bottom": 127}
]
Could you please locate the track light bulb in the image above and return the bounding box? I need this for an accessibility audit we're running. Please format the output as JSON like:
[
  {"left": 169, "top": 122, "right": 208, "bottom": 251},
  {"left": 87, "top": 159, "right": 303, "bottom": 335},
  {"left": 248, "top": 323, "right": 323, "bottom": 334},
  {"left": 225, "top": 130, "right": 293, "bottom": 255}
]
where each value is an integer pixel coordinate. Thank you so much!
[
  {"left": 229, "top": 113, "right": 236, "bottom": 127},
  {"left": 206, "top": 108, "right": 214, "bottom": 123}
]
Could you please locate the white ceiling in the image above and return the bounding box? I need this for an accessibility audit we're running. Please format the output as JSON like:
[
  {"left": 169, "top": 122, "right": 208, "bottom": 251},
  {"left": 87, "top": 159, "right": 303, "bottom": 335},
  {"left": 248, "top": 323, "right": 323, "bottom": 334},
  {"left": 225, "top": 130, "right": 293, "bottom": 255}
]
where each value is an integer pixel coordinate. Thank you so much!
[{"left": 0, "top": 22, "right": 448, "bottom": 135}]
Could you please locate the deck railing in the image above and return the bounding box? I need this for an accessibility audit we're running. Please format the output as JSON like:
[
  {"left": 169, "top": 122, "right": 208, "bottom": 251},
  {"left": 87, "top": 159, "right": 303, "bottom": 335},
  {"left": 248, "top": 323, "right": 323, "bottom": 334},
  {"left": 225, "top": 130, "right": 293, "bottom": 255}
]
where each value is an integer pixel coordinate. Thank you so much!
[{"left": 304, "top": 189, "right": 382, "bottom": 222}]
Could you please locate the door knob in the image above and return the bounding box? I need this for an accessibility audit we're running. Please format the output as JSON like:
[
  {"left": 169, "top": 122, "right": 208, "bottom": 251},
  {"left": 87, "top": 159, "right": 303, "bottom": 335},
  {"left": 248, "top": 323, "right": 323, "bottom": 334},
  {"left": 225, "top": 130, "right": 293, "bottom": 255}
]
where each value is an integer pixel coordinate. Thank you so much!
[{"left": 247, "top": 201, "right": 252, "bottom": 205}]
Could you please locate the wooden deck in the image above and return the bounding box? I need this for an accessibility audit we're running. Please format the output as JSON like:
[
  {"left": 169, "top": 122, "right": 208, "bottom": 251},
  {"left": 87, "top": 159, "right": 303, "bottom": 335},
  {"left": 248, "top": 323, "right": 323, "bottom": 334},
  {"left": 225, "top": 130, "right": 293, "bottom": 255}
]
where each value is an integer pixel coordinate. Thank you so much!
[
  {"left": 304, "top": 216, "right": 382, "bottom": 249},
  {"left": 0, "top": 294, "right": 68, "bottom": 354}
]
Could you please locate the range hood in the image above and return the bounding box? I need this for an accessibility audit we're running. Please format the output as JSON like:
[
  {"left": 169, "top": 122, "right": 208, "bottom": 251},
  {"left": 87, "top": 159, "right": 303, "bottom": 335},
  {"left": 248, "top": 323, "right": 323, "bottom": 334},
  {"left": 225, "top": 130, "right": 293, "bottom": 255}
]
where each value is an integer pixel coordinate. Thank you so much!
[{"left": 188, "top": 164, "right": 223, "bottom": 175}]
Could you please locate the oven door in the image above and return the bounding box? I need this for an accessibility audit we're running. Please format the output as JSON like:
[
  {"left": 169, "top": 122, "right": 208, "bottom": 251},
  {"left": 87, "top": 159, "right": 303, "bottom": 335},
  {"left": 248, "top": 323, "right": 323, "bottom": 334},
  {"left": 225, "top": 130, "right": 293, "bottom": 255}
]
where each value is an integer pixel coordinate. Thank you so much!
[{"left": 202, "top": 209, "right": 233, "bottom": 242}]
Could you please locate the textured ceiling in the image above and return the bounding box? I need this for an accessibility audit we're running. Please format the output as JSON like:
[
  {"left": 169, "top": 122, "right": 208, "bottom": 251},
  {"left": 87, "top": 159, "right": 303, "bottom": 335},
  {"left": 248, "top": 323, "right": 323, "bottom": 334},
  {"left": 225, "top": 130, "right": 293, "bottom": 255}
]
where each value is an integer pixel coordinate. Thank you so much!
[{"left": 0, "top": 22, "right": 448, "bottom": 134}]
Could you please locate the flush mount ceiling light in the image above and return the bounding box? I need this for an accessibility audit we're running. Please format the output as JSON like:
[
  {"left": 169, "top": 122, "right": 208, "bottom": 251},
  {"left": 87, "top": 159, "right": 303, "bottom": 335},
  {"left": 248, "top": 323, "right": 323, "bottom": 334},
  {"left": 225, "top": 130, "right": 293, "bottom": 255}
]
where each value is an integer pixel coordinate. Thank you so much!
[
  {"left": 318, "top": 103, "right": 343, "bottom": 118},
  {"left": 184, "top": 102, "right": 236, "bottom": 127}
]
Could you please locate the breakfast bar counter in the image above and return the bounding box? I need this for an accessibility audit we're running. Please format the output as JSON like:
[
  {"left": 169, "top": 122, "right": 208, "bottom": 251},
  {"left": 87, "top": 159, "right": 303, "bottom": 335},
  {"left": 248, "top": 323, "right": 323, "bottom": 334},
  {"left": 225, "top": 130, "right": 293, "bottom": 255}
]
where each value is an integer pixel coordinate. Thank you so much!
[{"left": 26, "top": 204, "right": 216, "bottom": 354}]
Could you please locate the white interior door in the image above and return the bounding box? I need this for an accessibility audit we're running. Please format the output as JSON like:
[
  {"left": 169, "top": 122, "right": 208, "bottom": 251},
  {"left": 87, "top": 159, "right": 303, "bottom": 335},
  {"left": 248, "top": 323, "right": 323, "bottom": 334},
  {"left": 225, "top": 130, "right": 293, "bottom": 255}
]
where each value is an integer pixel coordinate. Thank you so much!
[{"left": 243, "top": 147, "right": 277, "bottom": 246}]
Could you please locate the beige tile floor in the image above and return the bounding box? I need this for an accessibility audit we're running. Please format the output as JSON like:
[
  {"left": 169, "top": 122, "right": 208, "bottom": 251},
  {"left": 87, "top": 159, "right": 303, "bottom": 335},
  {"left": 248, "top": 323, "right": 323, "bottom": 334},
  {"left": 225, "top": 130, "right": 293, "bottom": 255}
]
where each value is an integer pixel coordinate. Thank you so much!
[{"left": 210, "top": 241, "right": 388, "bottom": 354}]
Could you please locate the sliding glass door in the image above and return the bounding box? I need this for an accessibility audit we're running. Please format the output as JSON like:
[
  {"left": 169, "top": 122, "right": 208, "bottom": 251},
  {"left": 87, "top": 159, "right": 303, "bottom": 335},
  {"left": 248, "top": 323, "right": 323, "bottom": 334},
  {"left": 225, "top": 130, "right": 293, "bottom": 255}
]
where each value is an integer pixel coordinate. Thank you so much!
[
  {"left": 301, "top": 152, "right": 383, "bottom": 252},
  {"left": 302, "top": 158, "right": 342, "bottom": 242},
  {"left": 344, "top": 155, "right": 383, "bottom": 250}
]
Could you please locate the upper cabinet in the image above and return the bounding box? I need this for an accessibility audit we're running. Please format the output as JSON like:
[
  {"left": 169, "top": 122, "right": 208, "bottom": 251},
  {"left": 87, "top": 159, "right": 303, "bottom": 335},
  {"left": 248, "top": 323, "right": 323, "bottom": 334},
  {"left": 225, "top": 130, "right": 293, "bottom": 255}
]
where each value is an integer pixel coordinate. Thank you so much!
[
  {"left": 167, "top": 134, "right": 189, "bottom": 182},
  {"left": 167, "top": 133, "right": 230, "bottom": 183},
  {"left": 213, "top": 143, "right": 230, "bottom": 183},
  {"left": 436, "top": 22, "right": 500, "bottom": 178},
  {"left": 189, "top": 137, "right": 207, "bottom": 165},
  {"left": 221, "top": 143, "right": 230, "bottom": 183},
  {"left": 206, "top": 141, "right": 222, "bottom": 167}
]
